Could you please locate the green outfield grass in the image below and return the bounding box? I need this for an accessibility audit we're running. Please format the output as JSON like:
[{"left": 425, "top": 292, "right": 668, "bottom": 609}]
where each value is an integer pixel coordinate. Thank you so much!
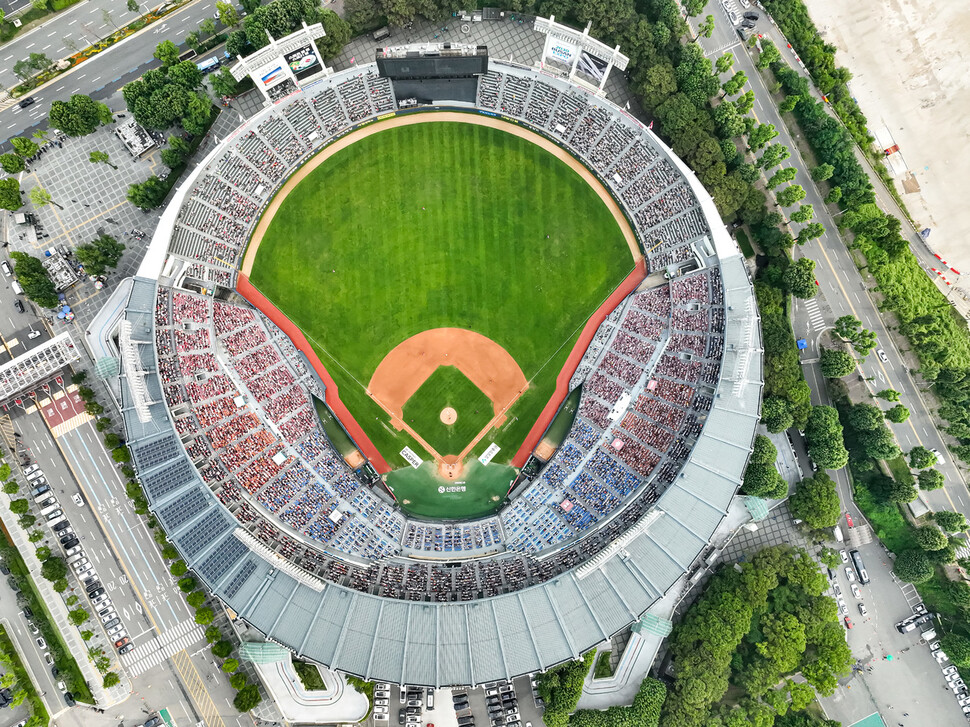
[
  {"left": 401, "top": 366, "right": 494, "bottom": 456},
  {"left": 251, "top": 118, "right": 632, "bottom": 513}
]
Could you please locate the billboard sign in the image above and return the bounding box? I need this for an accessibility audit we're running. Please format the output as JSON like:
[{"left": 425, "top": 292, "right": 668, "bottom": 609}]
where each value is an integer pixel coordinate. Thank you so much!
[
  {"left": 577, "top": 50, "right": 609, "bottom": 83},
  {"left": 284, "top": 45, "right": 320, "bottom": 77},
  {"left": 544, "top": 39, "right": 578, "bottom": 67},
  {"left": 257, "top": 61, "right": 288, "bottom": 88}
]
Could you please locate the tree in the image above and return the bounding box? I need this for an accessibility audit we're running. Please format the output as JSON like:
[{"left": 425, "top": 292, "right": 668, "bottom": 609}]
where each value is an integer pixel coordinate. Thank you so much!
[
  {"left": 74, "top": 234, "right": 125, "bottom": 276},
  {"left": 103, "top": 672, "right": 121, "bottom": 688},
  {"left": 210, "top": 67, "right": 239, "bottom": 98},
  {"left": 51, "top": 577, "right": 67, "bottom": 592},
  {"left": 909, "top": 446, "right": 937, "bottom": 469},
  {"left": 698, "top": 15, "right": 714, "bottom": 37},
  {"left": 233, "top": 684, "right": 262, "bottom": 712},
  {"left": 893, "top": 549, "right": 933, "bottom": 584},
  {"left": 713, "top": 101, "right": 745, "bottom": 139},
  {"left": 941, "top": 634, "right": 970, "bottom": 667},
  {"left": 747, "top": 122, "right": 778, "bottom": 150},
  {"left": 818, "top": 548, "right": 841, "bottom": 570},
  {"left": 127, "top": 0, "right": 139, "bottom": 12},
  {"left": 715, "top": 53, "right": 734, "bottom": 74},
  {"left": 797, "top": 222, "right": 825, "bottom": 244},
  {"left": 35, "top": 545, "right": 51, "bottom": 561},
  {"left": 170, "top": 560, "right": 187, "bottom": 576},
  {"left": 918, "top": 468, "right": 945, "bottom": 491},
  {"left": 8, "top": 498, "right": 28, "bottom": 514},
  {"left": 11, "top": 137, "right": 38, "bottom": 159},
  {"left": 833, "top": 315, "right": 861, "bottom": 341},
  {"left": 914, "top": 524, "right": 947, "bottom": 552},
  {"left": 216, "top": 0, "right": 239, "bottom": 26},
  {"left": 194, "top": 607, "right": 214, "bottom": 625},
  {"left": 226, "top": 29, "right": 249, "bottom": 58},
  {"left": 185, "top": 31, "right": 202, "bottom": 52},
  {"left": 824, "top": 187, "right": 842, "bottom": 204},
  {"left": 169, "top": 60, "right": 203, "bottom": 90},
  {"left": 222, "top": 658, "right": 239, "bottom": 673},
  {"left": 186, "top": 591, "right": 206, "bottom": 608},
  {"left": 742, "top": 436, "right": 787, "bottom": 499},
  {"left": 212, "top": 640, "right": 233, "bottom": 658},
  {"left": 859, "top": 426, "right": 901, "bottom": 461},
  {"left": 804, "top": 405, "right": 849, "bottom": 470},
  {"left": 205, "top": 625, "right": 222, "bottom": 643},
  {"left": 778, "top": 95, "right": 799, "bottom": 113},
  {"left": 885, "top": 404, "right": 910, "bottom": 423},
  {"left": 230, "top": 673, "right": 248, "bottom": 690},
  {"left": 89, "top": 151, "right": 117, "bottom": 170},
  {"left": 790, "top": 204, "right": 814, "bottom": 223},
  {"left": 811, "top": 163, "right": 835, "bottom": 182},
  {"left": 766, "top": 167, "right": 797, "bottom": 189},
  {"left": 762, "top": 397, "right": 793, "bottom": 433},
  {"left": 178, "top": 576, "right": 197, "bottom": 593},
  {"left": 200, "top": 17, "right": 216, "bottom": 38},
  {"left": 28, "top": 531, "right": 44, "bottom": 543},
  {"left": 847, "top": 404, "right": 883, "bottom": 432},
  {"left": 736, "top": 89, "right": 755, "bottom": 115},
  {"left": 758, "top": 143, "right": 790, "bottom": 170},
  {"left": 789, "top": 472, "right": 841, "bottom": 529},
  {"left": 723, "top": 70, "right": 747, "bottom": 97},
  {"left": 3, "top": 482, "right": 18, "bottom": 495},
  {"left": 757, "top": 39, "right": 781, "bottom": 69},
  {"left": 783, "top": 257, "right": 818, "bottom": 299},
  {"left": 0, "top": 179, "right": 22, "bottom": 211},
  {"left": 876, "top": 389, "right": 901, "bottom": 401},
  {"left": 153, "top": 40, "right": 180, "bottom": 67},
  {"left": 127, "top": 176, "right": 168, "bottom": 209},
  {"left": 683, "top": 0, "right": 708, "bottom": 15},
  {"left": 40, "top": 556, "right": 67, "bottom": 582},
  {"left": 30, "top": 186, "right": 62, "bottom": 210},
  {"left": 0, "top": 154, "right": 24, "bottom": 174},
  {"left": 68, "top": 608, "right": 89, "bottom": 626},
  {"left": 819, "top": 347, "right": 855, "bottom": 378},
  {"left": 103, "top": 432, "right": 121, "bottom": 449},
  {"left": 776, "top": 185, "right": 807, "bottom": 207}
]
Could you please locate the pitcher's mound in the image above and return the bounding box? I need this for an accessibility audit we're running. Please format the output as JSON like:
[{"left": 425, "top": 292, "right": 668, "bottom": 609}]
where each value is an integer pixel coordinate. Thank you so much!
[{"left": 440, "top": 407, "right": 458, "bottom": 425}]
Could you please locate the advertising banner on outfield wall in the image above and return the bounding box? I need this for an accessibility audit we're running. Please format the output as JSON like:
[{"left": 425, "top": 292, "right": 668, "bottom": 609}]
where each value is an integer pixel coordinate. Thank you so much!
[
  {"left": 543, "top": 38, "right": 578, "bottom": 69},
  {"left": 577, "top": 50, "right": 609, "bottom": 84},
  {"left": 284, "top": 45, "right": 320, "bottom": 79}
]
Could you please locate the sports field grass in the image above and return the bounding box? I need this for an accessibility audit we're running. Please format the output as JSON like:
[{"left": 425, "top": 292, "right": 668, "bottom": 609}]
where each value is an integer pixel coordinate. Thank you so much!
[
  {"left": 250, "top": 118, "right": 632, "bottom": 475},
  {"left": 386, "top": 460, "right": 516, "bottom": 519},
  {"left": 401, "top": 366, "right": 493, "bottom": 456}
]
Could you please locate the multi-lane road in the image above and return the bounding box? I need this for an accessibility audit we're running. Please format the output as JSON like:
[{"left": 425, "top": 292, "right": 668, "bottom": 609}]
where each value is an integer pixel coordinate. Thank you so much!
[{"left": 697, "top": 7, "right": 970, "bottom": 523}]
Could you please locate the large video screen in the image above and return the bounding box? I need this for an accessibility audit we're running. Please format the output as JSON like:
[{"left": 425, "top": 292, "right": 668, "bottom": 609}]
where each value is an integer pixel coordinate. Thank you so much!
[
  {"left": 377, "top": 54, "right": 488, "bottom": 79},
  {"left": 284, "top": 45, "right": 321, "bottom": 79},
  {"left": 577, "top": 51, "right": 609, "bottom": 84}
]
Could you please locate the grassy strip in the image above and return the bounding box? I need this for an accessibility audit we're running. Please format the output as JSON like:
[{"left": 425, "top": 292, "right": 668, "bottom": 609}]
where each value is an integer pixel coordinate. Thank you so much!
[
  {"left": 0, "top": 623, "right": 50, "bottom": 726},
  {"left": 593, "top": 650, "right": 613, "bottom": 679},
  {"left": 735, "top": 229, "right": 755, "bottom": 257},
  {"left": 292, "top": 660, "right": 326, "bottom": 690},
  {"left": 0, "top": 540, "right": 93, "bottom": 703}
]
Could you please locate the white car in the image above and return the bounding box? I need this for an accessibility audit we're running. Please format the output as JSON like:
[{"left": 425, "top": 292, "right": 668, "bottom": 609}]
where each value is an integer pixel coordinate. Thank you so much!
[
  {"left": 944, "top": 665, "right": 959, "bottom": 675},
  {"left": 72, "top": 493, "right": 84, "bottom": 506},
  {"left": 374, "top": 699, "right": 389, "bottom": 707},
  {"left": 27, "top": 330, "right": 41, "bottom": 340},
  {"left": 839, "top": 549, "right": 848, "bottom": 563},
  {"left": 858, "top": 603, "right": 867, "bottom": 616},
  {"left": 850, "top": 584, "right": 862, "bottom": 599},
  {"left": 373, "top": 714, "right": 388, "bottom": 722},
  {"left": 930, "top": 448, "right": 945, "bottom": 465},
  {"left": 837, "top": 600, "right": 849, "bottom": 616},
  {"left": 947, "top": 672, "right": 962, "bottom": 682},
  {"left": 372, "top": 706, "right": 388, "bottom": 715},
  {"left": 876, "top": 348, "right": 889, "bottom": 363},
  {"left": 845, "top": 567, "right": 856, "bottom": 583}
]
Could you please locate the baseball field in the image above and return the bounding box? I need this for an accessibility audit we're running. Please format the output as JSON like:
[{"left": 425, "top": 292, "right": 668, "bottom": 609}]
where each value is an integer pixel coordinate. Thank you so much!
[{"left": 247, "top": 116, "right": 635, "bottom": 516}]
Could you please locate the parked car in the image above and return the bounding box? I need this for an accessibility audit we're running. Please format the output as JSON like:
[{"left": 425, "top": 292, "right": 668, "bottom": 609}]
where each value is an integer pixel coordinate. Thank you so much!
[{"left": 844, "top": 616, "right": 853, "bottom": 629}]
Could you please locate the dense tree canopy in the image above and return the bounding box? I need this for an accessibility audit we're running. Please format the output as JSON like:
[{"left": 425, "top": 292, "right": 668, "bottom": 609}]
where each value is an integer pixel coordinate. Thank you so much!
[
  {"left": 909, "top": 446, "right": 937, "bottom": 469},
  {"left": 934, "top": 510, "right": 966, "bottom": 531},
  {"left": 75, "top": 234, "right": 125, "bottom": 276},
  {"left": 893, "top": 549, "right": 933, "bottom": 583},
  {"left": 48, "top": 94, "right": 112, "bottom": 136},
  {"left": 783, "top": 257, "right": 818, "bottom": 299},
  {"left": 917, "top": 468, "right": 944, "bottom": 491},
  {"left": 742, "top": 435, "right": 787, "bottom": 499},
  {"left": 789, "top": 472, "right": 840, "bottom": 529},
  {"left": 819, "top": 347, "right": 854, "bottom": 378},
  {"left": 9, "top": 251, "right": 57, "bottom": 307},
  {"left": 804, "top": 405, "right": 848, "bottom": 470}
]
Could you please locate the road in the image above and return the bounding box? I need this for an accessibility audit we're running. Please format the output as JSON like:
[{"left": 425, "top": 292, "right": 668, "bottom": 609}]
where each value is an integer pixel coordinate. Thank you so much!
[
  {"left": 696, "top": 8, "right": 969, "bottom": 524},
  {"left": 0, "top": 0, "right": 225, "bottom": 141}
]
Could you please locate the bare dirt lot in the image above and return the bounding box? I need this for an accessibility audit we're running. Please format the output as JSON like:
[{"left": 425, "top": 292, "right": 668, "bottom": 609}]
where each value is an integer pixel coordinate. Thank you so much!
[{"left": 806, "top": 0, "right": 970, "bottom": 277}]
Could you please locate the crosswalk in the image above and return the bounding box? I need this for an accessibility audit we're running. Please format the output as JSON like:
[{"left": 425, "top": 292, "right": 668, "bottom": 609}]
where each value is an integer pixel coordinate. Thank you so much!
[
  {"left": 804, "top": 297, "right": 826, "bottom": 330},
  {"left": 120, "top": 618, "right": 205, "bottom": 676}
]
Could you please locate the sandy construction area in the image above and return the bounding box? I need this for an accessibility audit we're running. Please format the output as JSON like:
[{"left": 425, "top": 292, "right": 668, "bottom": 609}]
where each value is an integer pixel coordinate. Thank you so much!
[{"left": 805, "top": 0, "right": 970, "bottom": 277}]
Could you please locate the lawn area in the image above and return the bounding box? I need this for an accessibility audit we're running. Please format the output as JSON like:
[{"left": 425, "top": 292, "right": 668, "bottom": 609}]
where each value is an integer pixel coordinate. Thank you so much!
[
  {"left": 251, "top": 119, "right": 632, "bottom": 469},
  {"left": 402, "top": 366, "right": 494, "bottom": 456},
  {"left": 385, "top": 459, "right": 516, "bottom": 519}
]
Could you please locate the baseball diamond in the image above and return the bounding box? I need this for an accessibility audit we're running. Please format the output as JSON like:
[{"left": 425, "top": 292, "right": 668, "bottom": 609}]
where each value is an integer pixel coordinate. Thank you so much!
[{"left": 246, "top": 116, "right": 638, "bottom": 510}]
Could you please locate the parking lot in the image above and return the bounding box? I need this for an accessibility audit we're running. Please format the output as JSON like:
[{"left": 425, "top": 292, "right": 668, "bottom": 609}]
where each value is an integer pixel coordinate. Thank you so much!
[{"left": 368, "top": 679, "right": 539, "bottom": 727}]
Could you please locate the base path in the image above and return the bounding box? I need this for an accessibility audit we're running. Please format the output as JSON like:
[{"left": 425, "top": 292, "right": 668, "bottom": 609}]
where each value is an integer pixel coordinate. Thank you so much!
[
  {"left": 236, "top": 274, "right": 392, "bottom": 473},
  {"left": 512, "top": 259, "right": 647, "bottom": 467},
  {"left": 240, "top": 111, "right": 642, "bottom": 277}
]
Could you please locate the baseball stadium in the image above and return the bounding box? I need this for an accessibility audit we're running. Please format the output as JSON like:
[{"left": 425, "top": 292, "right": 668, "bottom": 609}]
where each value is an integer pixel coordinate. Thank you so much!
[{"left": 105, "top": 28, "right": 762, "bottom": 687}]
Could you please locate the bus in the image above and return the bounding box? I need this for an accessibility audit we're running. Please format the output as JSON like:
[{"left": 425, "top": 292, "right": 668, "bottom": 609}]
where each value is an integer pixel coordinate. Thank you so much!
[{"left": 850, "top": 549, "right": 870, "bottom": 584}]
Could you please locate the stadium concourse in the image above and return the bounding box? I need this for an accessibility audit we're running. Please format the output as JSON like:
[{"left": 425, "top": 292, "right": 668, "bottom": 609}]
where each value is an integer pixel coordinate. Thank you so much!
[{"left": 104, "top": 60, "right": 763, "bottom": 686}]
